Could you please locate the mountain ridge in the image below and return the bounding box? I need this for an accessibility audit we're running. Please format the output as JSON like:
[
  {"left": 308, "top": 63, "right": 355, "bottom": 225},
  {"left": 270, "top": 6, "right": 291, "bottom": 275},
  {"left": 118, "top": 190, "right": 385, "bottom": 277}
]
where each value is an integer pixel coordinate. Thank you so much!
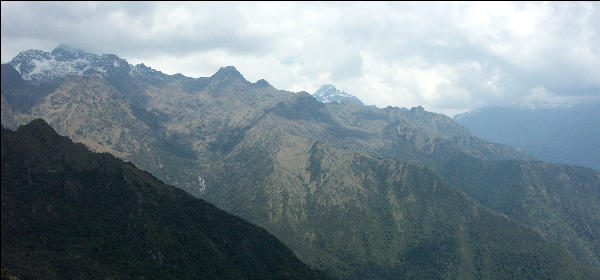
[
  {"left": 1, "top": 119, "right": 334, "bottom": 280},
  {"left": 2, "top": 45, "right": 600, "bottom": 278}
]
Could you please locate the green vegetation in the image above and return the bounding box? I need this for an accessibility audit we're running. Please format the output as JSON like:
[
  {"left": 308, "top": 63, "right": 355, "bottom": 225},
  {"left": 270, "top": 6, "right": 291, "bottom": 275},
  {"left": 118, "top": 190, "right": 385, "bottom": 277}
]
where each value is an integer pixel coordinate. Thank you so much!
[
  {"left": 439, "top": 157, "right": 600, "bottom": 267},
  {"left": 202, "top": 139, "right": 599, "bottom": 279},
  {"left": 1, "top": 120, "right": 333, "bottom": 280},
  {"left": 2, "top": 55, "right": 600, "bottom": 279}
]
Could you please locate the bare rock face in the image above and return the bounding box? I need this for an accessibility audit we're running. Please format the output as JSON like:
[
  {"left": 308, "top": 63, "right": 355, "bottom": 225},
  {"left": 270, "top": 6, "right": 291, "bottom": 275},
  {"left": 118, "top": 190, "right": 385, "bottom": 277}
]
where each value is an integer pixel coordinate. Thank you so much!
[{"left": 2, "top": 45, "right": 600, "bottom": 279}]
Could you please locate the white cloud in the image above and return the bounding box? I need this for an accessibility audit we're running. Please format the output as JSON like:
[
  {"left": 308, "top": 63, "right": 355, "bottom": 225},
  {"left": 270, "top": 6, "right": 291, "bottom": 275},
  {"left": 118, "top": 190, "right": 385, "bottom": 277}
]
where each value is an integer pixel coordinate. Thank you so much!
[{"left": 2, "top": 1, "right": 599, "bottom": 116}]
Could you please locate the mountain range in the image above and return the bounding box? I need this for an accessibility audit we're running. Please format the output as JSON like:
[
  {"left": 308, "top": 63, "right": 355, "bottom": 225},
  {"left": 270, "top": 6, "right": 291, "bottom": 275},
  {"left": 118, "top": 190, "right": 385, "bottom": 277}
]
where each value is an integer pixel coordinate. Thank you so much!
[
  {"left": 454, "top": 104, "right": 600, "bottom": 171},
  {"left": 2, "top": 45, "right": 599, "bottom": 279}
]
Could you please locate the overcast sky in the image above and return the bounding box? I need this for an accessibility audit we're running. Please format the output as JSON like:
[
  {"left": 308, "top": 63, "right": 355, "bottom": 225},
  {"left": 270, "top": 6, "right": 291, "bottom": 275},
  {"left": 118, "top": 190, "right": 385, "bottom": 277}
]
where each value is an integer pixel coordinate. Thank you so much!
[{"left": 2, "top": 2, "right": 599, "bottom": 116}]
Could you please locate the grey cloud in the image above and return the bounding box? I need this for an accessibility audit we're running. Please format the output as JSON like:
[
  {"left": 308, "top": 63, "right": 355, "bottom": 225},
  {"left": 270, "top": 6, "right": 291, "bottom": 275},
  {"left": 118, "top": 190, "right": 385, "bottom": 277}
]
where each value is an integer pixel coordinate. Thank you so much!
[
  {"left": 2, "top": 2, "right": 599, "bottom": 115},
  {"left": 330, "top": 51, "right": 363, "bottom": 80},
  {"left": 1, "top": 2, "right": 269, "bottom": 60}
]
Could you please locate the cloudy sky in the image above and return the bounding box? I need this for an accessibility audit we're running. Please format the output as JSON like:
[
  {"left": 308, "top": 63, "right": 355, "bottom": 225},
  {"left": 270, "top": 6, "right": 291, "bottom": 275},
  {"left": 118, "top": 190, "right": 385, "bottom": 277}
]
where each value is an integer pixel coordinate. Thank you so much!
[{"left": 2, "top": 2, "right": 599, "bottom": 116}]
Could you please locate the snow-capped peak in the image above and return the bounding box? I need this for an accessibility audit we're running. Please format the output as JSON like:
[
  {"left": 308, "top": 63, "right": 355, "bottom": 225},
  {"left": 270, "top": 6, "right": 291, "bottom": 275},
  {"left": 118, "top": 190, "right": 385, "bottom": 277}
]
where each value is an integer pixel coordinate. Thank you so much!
[
  {"left": 7, "top": 44, "right": 166, "bottom": 82},
  {"left": 313, "top": 84, "right": 363, "bottom": 105},
  {"left": 51, "top": 43, "right": 90, "bottom": 61}
]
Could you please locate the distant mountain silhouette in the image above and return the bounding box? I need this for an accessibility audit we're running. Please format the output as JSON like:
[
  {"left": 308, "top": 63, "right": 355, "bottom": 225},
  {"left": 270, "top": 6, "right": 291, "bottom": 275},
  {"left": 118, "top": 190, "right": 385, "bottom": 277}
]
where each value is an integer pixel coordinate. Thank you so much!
[{"left": 455, "top": 104, "right": 600, "bottom": 170}]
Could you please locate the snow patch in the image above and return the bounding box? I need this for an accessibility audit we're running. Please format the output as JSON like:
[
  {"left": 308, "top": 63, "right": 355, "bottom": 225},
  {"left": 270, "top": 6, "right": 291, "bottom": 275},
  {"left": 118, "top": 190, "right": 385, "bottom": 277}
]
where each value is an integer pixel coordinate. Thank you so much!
[
  {"left": 198, "top": 176, "right": 207, "bottom": 192},
  {"left": 8, "top": 47, "right": 119, "bottom": 81},
  {"left": 313, "top": 84, "right": 363, "bottom": 105},
  {"left": 14, "top": 63, "right": 22, "bottom": 74}
]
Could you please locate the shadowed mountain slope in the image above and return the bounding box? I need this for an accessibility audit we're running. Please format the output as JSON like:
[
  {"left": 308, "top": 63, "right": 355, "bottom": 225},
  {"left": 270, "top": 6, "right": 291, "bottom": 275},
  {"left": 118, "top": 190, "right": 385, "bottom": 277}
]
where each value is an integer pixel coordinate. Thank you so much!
[{"left": 1, "top": 119, "right": 333, "bottom": 280}]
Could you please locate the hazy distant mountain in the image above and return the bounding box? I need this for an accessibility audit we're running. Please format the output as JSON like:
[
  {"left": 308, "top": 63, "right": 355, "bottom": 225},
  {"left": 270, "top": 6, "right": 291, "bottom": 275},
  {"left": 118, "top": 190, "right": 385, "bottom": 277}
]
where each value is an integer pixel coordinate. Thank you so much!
[
  {"left": 454, "top": 104, "right": 600, "bottom": 170},
  {"left": 1, "top": 119, "right": 333, "bottom": 280},
  {"left": 2, "top": 45, "right": 600, "bottom": 278},
  {"left": 313, "top": 84, "right": 363, "bottom": 105}
]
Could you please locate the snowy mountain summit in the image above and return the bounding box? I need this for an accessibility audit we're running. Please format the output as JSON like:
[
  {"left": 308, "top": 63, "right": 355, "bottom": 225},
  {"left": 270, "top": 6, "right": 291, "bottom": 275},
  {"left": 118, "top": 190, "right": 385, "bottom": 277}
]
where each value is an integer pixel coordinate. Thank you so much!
[
  {"left": 313, "top": 84, "right": 363, "bottom": 105},
  {"left": 8, "top": 44, "right": 167, "bottom": 82}
]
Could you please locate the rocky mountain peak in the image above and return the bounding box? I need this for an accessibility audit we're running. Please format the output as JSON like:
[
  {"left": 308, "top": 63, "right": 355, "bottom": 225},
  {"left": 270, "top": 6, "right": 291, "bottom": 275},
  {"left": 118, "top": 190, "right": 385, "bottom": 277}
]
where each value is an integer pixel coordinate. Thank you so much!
[
  {"left": 410, "top": 105, "right": 425, "bottom": 113},
  {"left": 254, "top": 78, "right": 272, "bottom": 88},
  {"left": 211, "top": 66, "right": 244, "bottom": 80},
  {"left": 5, "top": 44, "right": 168, "bottom": 83},
  {"left": 313, "top": 83, "right": 363, "bottom": 105},
  {"left": 8, "top": 49, "right": 51, "bottom": 78},
  {"left": 50, "top": 43, "right": 89, "bottom": 61},
  {"left": 18, "top": 118, "right": 55, "bottom": 137},
  {"left": 133, "top": 63, "right": 152, "bottom": 71},
  {"left": 8, "top": 45, "right": 124, "bottom": 82},
  {"left": 12, "top": 49, "right": 51, "bottom": 62},
  {"left": 130, "top": 63, "right": 168, "bottom": 79}
]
